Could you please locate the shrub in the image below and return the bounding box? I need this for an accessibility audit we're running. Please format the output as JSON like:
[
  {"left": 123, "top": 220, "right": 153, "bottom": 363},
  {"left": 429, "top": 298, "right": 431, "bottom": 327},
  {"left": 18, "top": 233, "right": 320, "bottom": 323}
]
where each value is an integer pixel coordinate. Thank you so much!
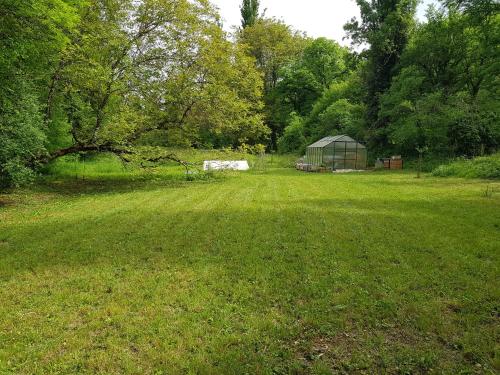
[
  {"left": 432, "top": 154, "right": 500, "bottom": 179},
  {"left": 277, "top": 114, "right": 306, "bottom": 154}
]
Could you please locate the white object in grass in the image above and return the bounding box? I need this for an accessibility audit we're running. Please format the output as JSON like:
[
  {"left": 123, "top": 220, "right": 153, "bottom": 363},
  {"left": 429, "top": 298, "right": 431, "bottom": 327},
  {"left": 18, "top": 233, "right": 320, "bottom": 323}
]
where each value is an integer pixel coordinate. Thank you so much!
[
  {"left": 333, "top": 169, "right": 365, "bottom": 173},
  {"left": 203, "top": 161, "right": 250, "bottom": 171}
]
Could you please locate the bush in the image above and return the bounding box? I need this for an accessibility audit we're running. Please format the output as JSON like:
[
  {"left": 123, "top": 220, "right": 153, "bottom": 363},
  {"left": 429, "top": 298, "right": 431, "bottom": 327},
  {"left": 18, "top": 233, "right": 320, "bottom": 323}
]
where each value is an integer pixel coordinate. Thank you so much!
[
  {"left": 277, "top": 114, "right": 306, "bottom": 154},
  {"left": 403, "top": 155, "right": 452, "bottom": 173},
  {"left": 432, "top": 154, "right": 500, "bottom": 179},
  {"left": 237, "top": 143, "right": 266, "bottom": 155}
]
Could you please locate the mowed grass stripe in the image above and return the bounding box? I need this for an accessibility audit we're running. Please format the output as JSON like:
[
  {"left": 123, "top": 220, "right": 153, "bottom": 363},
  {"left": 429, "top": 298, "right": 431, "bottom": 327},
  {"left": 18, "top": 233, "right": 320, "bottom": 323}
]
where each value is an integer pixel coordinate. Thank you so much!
[{"left": 0, "top": 170, "right": 498, "bottom": 374}]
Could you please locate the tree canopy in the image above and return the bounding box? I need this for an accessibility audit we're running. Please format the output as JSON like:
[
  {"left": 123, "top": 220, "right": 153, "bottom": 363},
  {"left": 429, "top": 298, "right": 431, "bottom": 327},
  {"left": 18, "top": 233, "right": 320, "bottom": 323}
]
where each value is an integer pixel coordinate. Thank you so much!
[
  {"left": 1, "top": 0, "right": 499, "bottom": 186},
  {"left": 240, "top": 0, "right": 260, "bottom": 28},
  {"left": 0, "top": 0, "right": 268, "bottom": 186}
]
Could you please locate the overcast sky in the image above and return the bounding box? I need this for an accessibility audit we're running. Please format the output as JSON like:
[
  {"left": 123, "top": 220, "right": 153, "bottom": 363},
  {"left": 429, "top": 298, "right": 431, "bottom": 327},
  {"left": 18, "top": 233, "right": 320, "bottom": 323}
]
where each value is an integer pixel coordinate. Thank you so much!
[{"left": 211, "top": 0, "right": 439, "bottom": 46}]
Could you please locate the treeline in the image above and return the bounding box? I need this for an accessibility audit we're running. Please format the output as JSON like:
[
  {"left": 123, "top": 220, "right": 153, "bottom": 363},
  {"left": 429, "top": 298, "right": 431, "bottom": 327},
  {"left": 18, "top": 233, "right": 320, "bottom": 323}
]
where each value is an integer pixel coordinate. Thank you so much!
[
  {"left": 0, "top": 0, "right": 499, "bottom": 186},
  {"left": 254, "top": 0, "right": 499, "bottom": 159}
]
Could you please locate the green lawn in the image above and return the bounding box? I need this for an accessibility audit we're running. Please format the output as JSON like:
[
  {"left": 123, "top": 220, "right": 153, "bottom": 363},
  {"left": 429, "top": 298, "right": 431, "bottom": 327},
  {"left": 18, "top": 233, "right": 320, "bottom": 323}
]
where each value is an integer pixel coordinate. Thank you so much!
[{"left": 0, "top": 167, "right": 499, "bottom": 374}]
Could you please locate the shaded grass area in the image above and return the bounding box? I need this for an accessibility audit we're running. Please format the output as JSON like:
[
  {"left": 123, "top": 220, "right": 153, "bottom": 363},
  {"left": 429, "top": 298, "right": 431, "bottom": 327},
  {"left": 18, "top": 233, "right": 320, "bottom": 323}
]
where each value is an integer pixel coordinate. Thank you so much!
[{"left": 0, "top": 167, "right": 499, "bottom": 374}]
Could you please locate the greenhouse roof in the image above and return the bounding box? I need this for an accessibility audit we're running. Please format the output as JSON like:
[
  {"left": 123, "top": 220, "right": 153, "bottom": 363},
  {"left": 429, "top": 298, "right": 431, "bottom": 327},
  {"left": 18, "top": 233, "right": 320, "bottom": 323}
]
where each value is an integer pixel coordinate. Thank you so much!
[{"left": 307, "top": 135, "right": 365, "bottom": 148}]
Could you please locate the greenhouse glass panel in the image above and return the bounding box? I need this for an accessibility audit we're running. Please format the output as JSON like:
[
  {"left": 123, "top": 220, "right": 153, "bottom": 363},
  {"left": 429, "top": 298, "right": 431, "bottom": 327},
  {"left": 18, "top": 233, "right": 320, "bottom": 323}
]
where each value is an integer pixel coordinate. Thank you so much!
[
  {"left": 305, "top": 135, "right": 367, "bottom": 171},
  {"left": 345, "top": 151, "right": 357, "bottom": 160},
  {"left": 335, "top": 160, "right": 346, "bottom": 169},
  {"left": 323, "top": 147, "right": 334, "bottom": 168},
  {"left": 344, "top": 160, "right": 356, "bottom": 169}
]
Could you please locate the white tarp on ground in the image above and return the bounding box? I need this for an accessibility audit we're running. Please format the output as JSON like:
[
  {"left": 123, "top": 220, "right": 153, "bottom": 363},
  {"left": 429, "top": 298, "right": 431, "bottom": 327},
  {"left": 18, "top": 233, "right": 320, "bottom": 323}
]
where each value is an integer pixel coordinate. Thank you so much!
[
  {"left": 203, "top": 160, "right": 250, "bottom": 171},
  {"left": 333, "top": 169, "right": 365, "bottom": 173}
]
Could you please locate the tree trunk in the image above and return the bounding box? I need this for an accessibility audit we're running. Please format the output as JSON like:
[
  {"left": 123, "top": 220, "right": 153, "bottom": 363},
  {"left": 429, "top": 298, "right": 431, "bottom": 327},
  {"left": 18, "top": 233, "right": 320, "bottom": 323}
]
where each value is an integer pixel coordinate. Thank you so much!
[{"left": 417, "top": 152, "right": 423, "bottom": 179}]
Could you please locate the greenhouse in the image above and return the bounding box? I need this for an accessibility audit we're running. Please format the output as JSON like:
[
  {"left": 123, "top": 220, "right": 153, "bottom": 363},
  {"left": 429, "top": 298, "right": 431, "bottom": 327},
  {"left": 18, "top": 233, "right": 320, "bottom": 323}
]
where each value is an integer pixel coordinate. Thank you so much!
[{"left": 305, "top": 135, "right": 367, "bottom": 170}]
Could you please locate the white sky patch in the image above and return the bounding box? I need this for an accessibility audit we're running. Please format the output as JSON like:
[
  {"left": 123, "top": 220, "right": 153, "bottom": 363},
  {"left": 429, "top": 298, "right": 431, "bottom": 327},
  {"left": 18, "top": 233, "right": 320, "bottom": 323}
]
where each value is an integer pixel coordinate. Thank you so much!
[{"left": 211, "top": 0, "right": 439, "bottom": 45}]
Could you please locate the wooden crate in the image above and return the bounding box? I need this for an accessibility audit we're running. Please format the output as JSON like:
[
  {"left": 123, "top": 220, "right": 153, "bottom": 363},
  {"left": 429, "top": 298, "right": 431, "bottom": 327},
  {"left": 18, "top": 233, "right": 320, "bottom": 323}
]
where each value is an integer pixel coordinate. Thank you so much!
[
  {"left": 390, "top": 159, "right": 403, "bottom": 169},
  {"left": 382, "top": 158, "right": 404, "bottom": 170}
]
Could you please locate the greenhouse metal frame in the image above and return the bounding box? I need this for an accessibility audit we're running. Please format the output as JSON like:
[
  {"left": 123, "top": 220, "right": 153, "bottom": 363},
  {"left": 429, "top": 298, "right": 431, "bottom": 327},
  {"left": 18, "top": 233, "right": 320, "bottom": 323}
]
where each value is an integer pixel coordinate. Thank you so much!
[{"left": 305, "top": 135, "right": 367, "bottom": 170}]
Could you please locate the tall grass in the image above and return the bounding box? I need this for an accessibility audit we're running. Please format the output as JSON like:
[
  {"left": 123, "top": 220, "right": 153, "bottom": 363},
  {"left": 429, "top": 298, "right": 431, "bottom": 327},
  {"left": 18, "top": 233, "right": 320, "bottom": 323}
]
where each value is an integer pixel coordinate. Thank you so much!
[
  {"left": 43, "top": 153, "right": 130, "bottom": 178},
  {"left": 432, "top": 153, "right": 500, "bottom": 179},
  {"left": 42, "top": 149, "right": 299, "bottom": 180}
]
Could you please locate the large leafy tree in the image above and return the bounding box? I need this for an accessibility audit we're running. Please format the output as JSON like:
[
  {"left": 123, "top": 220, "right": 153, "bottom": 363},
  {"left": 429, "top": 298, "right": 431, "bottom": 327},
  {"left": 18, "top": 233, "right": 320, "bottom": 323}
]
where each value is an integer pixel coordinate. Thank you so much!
[
  {"left": 49, "top": 0, "right": 268, "bottom": 157},
  {"left": 48, "top": 0, "right": 269, "bottom": 157},
  {"left": 275, "top": 38, "right": 350, "bottom": 118},
  {"left": 344, "top": 0, "right": 418, "bottom": 148},
  {"left": 239, "top": 18, "right": 308, "bottom": 146},
  {"left": 140, "top": 24, "right": 269, "bottom": 149},
  {"left": 0, "top": 0, "right": 269, "bottom": 186},
  {"left": 0, "top": 0, "right": 80, "bottom": 186}
]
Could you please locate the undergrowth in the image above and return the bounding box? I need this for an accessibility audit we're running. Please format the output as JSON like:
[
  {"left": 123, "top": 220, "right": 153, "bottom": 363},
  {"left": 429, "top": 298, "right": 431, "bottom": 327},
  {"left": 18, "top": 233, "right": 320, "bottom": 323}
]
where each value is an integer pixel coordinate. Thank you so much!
[{"left": 432, "top": 154, "right": 500, "bottom": 179}]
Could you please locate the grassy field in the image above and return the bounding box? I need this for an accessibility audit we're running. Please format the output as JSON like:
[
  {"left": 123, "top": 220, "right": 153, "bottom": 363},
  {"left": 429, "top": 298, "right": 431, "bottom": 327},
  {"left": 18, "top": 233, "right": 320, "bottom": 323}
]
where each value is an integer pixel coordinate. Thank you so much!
[{"left": 0, "top": 158, "right": 499, "bottom": 374}]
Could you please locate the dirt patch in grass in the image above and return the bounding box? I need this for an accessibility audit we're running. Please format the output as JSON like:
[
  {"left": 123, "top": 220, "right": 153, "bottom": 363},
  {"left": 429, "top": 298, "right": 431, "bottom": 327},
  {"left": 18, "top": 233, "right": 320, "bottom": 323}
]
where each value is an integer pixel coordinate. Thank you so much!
[
  {"left": 0, "top": 196, "right": 13, "bottom": 207},
  {"left": 295, "top": 327, "right": 466, "bottom": 374}
]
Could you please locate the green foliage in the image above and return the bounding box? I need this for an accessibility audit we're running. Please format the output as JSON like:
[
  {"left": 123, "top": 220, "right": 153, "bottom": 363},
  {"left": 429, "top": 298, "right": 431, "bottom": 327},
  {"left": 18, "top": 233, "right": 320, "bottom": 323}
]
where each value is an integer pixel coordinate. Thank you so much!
[
  {"left": 239, "top": 18, "right": 307, "bottom": 93},
  {"left": 271, "top": 38, "right": 356, "bottom": 153},
  {"left": 240, "top": 0, "right": 259, "bottom": 28},
  {"left": 237, "top": 143, "right": 267, "bottom": 155},
  {"left": 304, "top": 73, "right": 366, "bottom": 143},
  {"left": 238, "top": 18, "right": 308, "bottom": 145},
  {"left": 275, "top": 67, "right": 323, "bottom": 117},
  {"left": 0, "top": 0, "right": 270, "bottom": 188},
  {"left": 402, "top": 155, "right": 453, "bottom": 172},
  {"left": 432, "top": 154, "right": 500, "bottom": 179},
  {"left": 277, "top": 114, "right": 307, "bottom": 154},
  {"left": 275, "top": 38, "right": 350, "bottom": 118},
  {"left": 0, "top": 80, "right": 47, "bottom": 187},
  {"left": 274, "top": 0, "right": 499, "bottom": 159},
  {"left": 345, "top": 0, "right": 418, "bottom": 130},
  {"left": 2, "top": 0, "right": 499, "bottom": 187},
  {"left": 301, "top": 38, "right": 349, "bottom": 89},
  {"left": 380, "top": 9, "right": 500, "bottom": 156},
  {"left": 0, "top": 0, "right": 80, "bottom": 186},
  {"left": 176, "top": 28, "right": 270, "bottom": 148}
]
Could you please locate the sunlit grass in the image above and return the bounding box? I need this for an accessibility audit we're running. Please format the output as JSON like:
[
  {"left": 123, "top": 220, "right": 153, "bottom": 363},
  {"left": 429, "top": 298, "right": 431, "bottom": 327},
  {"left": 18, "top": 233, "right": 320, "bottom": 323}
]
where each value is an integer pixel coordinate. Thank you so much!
[{"left": 0, "top": 163, "right": 498, "bottom": 374}]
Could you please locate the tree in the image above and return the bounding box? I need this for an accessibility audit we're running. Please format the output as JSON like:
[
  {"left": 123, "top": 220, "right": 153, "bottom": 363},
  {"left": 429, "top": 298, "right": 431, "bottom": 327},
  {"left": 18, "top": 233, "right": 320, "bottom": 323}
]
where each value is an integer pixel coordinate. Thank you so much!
[
  {"left": 0, "top": 0, "right": 270, "bottom": 186},
  {"left": 303, "top": 72, "right": 366, "bottom": 142},
  {"left": 0, "top": 0, "right": 80, "bottom": 186},
  {"left": 146, "top": 25, "right": 269, "bottom": 149},
  {"left": 239, "top": 18, "right": 308, "bottom": 146},
  {"left": 274, "top": 38, "right": 350, "bottom": 118},
  {"left": 239, "top": 18, "right": 307, "bottom": 93},
  {"left": 344, "top": 0, "right": 418, "bottom": 147},
  {"left": 240, "top": 0, "right": 260, "bottom": 28},
  {"left": 277, "top": 114, "right": 307, "bottom": 154},
  {"left": 46, "top": 0, "right": 269, "bottom": 158},
  {"left": 301, "top": 38, "right": 349, "bottom": 89},
  {"left": 379, "top": 8, "right": 499, "bottom": 157}
]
